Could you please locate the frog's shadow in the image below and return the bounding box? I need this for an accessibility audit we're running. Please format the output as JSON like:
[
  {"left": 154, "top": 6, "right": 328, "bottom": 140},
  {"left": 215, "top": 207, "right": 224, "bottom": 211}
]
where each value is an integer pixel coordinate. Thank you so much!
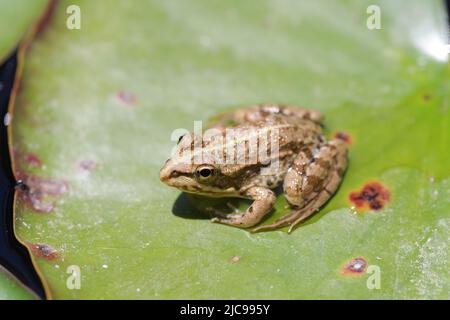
[
  {"left": 171, "top": 186, "right": 283, "bottom": 221},
  {"left": 172, "top": 193, "right": 210, "bottom": 220}
]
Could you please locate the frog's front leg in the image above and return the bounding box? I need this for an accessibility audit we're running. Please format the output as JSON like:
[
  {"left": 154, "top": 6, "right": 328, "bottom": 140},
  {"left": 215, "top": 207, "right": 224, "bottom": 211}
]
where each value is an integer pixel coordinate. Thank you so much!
[
  {"left": 252, "top": 139, "right": 348, "bottom": 233},
  {"left": 211, "top": 187, "right": 276, "bottom": 228}
]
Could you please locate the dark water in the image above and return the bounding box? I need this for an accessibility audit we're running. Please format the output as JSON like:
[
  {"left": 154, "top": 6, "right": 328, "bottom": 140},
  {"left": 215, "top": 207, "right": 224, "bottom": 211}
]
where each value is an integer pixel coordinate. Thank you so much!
[
  {"left": 447, "top": 0, "right": 450, "bottom": 21},
  {"left": 0, "top": 52, "right": 46, "bottom": 299}
]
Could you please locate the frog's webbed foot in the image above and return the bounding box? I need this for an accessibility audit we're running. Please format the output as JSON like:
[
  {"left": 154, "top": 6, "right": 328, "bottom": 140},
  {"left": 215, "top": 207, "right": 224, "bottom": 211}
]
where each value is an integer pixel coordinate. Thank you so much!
[
  {"left": 252, "top": 139, "right": 348, "bottom": 233},
  {"left": 210, "top": 187, "right": 276, "bottom": 229}
]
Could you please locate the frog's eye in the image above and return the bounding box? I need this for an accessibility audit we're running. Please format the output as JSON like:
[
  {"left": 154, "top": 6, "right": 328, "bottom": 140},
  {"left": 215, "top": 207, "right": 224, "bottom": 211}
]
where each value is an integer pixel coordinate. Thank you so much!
[
  {"left": 195, "top": 165, "right": 216, "bottom": 182},
  {"left": 177, "top": 134, "right": 186, "bottom": 144}
]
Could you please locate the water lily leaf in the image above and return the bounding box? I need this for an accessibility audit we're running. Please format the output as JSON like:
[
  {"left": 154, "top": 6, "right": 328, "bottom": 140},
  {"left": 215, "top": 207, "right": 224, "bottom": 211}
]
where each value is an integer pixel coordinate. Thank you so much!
[
  {"left": 0, "top": 268, "right": 36, "bottom": 299},
  {"left": 11, "top": 0, "right": 449, "bottom": 299},
  {"left": 0, "top": 0, "right": 49, "bottom": 63}
]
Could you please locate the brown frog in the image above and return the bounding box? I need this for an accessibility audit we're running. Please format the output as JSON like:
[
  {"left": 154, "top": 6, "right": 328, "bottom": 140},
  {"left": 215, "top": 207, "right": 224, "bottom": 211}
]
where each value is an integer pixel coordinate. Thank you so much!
[{"left": 159, "top": 104, "right": 348, "bottom": 233}]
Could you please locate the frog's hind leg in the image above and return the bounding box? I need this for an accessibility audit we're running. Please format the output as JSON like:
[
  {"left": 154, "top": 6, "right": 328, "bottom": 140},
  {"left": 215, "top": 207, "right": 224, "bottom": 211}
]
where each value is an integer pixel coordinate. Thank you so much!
[
  {"left": 252, "top": 139, "right": 348, "bottom": 233},
  {"left": 261, "top": 178, "right": 342, "bottom": 233},
  {"left": 251, "top": 195, "right": 322, "bottom": 233}
]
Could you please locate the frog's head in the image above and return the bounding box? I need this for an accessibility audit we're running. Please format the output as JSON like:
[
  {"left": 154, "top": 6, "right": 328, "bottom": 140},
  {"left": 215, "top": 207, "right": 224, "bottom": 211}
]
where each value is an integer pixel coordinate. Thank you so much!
[
  {"left": 159, "top": 133, "right": 237, "bottom": 197},
  {"left": 159, "top": 160, "right": 221, "bottom": 194}
]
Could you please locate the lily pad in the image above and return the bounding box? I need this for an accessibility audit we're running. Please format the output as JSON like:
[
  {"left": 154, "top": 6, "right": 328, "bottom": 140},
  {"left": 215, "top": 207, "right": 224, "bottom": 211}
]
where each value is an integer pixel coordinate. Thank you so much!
[
  {"left": 11, "top": 0, "right": 449, "bottom": 299},
  {"left": 0, "top": 268, "right": 36, "bottom": 299},
  {"left": 0, "top": 0, "right": 49, "bottom": 63}
]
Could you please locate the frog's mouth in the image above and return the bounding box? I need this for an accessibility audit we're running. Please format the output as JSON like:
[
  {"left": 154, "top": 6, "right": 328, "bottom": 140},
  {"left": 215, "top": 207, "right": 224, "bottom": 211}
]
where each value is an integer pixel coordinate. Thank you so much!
[{"left": 179, "top": 185, "right": 239, "bottom": 198}]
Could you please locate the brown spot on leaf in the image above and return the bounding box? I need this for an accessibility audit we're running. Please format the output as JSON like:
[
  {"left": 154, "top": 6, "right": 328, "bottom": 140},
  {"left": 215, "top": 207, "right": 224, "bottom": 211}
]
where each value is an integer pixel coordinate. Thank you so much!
[
  {"left": 229, "top": 256, "right": 240, "bottom": 264},
  {"left": 349, "top": 182, "right": 390, "bottom": 211},
  {"left": 334, "top": 131, "right": 352, "bottom": 144},
  {"left": 422, "top": 93, "right": 431, "bottom": 102},
  {"left": 341, "top": 257, "right": 367, "bottom": 276},
  {"left": 16, "top": 172, "right": 68, "bottom": 213},
  {"left": 28, "top": 243, "right": 59, "bottom": 260},
  {"left": 115, "top": 90, "right": 137, "bottom": 106}
]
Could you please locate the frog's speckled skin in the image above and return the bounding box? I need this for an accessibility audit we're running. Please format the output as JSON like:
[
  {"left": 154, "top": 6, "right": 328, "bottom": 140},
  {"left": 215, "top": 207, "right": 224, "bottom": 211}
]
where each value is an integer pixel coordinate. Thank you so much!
[{"left": 160, "top": 104, "right": 348, "bottom": 233}]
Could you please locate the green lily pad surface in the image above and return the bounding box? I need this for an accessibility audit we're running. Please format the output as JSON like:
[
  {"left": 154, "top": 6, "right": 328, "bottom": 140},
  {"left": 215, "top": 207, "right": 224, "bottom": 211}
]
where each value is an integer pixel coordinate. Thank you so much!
[
  {"left": 0, "top": 268, "right": 36, "bottom": 300},
  {"left": 0, "top": 0, "right": 49, "bottom": 62},
  {"left": 12, "top": 0, "right": 449, "bottom": 299}
]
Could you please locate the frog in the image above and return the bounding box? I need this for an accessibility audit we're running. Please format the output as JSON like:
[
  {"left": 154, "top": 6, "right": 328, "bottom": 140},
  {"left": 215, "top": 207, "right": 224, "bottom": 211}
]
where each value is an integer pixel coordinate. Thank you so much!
[{"left": 159, "top": 104, "right": 348, "bottom": 233}]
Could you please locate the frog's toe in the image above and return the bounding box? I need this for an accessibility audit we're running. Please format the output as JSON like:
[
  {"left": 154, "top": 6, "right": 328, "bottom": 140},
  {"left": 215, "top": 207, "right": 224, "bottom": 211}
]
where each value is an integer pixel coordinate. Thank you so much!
[
  {"left": 210, "top": 215, "right": 258, "bottom": 229},
  {"left": 251, "top": 220, "right": 289, "bottom": 233},
  {"left": 210, "top": 217, "right": 220, "bottom": 223},
  {"left": 210, "top": 216, "right": 237, "bottom": 225},
  {"left": 287, "top": 208, "right": 318, "bottom": 233},
  {"left": 211, "top": 216, "right": 231, "bottom": 226}
]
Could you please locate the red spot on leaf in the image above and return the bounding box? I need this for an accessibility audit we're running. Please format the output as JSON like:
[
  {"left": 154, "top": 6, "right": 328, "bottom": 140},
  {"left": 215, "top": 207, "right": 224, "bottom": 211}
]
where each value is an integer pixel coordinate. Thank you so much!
[
  {"left": 115, "top": 90, "right": 137, "bottom": 106},
  {"left": 25, "top": 153, "right": 42, "bottom": 167},
  {"left": 16, "top": 172, "right": 68, "bottom": 213},
  {"left": 229, "top": 256, "right": 240, "bottom": 264},
  {"left": 28, "top": 243, "right": 59, "bottom": 260},
  {"left": 334, "top": 131, "right": 352, "bottom": 144},
  {"left": 341, "top": 257, "right": 367, "bottom": 276},
  {"left": 349, "top": 182, "right": 390, "bottom": 211},
  {"left": 13, "top": 148, "right": 43, "bottom": 167}
]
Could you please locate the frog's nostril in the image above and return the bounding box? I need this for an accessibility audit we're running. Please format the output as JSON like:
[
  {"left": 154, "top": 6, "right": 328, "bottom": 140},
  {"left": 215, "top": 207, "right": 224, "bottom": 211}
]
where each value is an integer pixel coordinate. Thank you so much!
[{"left": 169, "top": 171, "right": 181, "bottom": 179}]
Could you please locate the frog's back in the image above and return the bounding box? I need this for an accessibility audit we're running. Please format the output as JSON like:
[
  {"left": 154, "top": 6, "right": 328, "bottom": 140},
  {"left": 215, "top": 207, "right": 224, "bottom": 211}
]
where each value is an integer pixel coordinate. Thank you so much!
[
  {"left": 208, "top": 104, "right": 323, "bottom": 128},
  {"left": 213, "top": 115, "right": 322, "bottom": 189}
]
